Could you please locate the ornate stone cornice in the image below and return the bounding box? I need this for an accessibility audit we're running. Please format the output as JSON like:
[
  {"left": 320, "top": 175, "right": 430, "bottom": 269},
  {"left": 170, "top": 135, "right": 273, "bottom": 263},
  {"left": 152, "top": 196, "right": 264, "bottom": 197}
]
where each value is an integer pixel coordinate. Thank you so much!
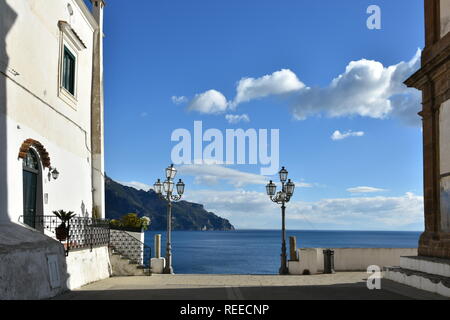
[{"left": 405, "top": 33, "right": 450, "bottom": 91}]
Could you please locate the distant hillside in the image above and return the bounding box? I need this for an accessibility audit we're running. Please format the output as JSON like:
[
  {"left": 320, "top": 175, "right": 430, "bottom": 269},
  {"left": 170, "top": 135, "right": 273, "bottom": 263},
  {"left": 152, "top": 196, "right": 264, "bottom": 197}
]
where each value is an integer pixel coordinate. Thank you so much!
[{"left": 105, "top": 177, "right": 235, "bottom": 231}]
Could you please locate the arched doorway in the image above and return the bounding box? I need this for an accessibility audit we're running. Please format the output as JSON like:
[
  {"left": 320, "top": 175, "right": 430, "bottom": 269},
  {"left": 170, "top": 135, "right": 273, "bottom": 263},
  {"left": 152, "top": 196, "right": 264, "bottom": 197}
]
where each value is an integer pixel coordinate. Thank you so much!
[
  {"left": 22, "top": 148, "right": 43, "bottom": 229},
  {"left": 18, "top": 139, "right": 50, "bottom": 229}
]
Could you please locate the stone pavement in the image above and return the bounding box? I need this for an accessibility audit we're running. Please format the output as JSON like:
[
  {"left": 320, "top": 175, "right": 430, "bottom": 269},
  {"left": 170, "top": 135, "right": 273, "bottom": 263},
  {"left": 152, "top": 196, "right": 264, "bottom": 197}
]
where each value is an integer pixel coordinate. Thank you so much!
[{"left": 55, "top": 273, "right": 449, "bottom": 300}]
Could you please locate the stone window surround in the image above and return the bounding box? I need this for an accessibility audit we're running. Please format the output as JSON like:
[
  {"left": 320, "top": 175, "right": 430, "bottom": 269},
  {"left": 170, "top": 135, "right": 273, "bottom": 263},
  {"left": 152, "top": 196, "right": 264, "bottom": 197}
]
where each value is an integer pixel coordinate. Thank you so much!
[{"left": 57, "top": 21, "right": 86, "bottom": 109}]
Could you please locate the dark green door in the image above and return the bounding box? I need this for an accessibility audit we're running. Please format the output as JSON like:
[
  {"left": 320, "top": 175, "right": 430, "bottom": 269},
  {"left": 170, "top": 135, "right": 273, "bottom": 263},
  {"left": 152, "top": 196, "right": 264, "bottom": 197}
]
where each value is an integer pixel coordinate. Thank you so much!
[{"left": 23, "top": 150, "right": 39, "bottom": 228}]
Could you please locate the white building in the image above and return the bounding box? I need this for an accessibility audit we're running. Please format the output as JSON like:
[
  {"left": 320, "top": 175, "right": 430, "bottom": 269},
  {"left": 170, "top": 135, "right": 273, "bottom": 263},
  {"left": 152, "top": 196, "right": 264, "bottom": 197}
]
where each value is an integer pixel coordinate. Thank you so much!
[{"left": 0, "top": 0, "right": 110, "bottom": 299}]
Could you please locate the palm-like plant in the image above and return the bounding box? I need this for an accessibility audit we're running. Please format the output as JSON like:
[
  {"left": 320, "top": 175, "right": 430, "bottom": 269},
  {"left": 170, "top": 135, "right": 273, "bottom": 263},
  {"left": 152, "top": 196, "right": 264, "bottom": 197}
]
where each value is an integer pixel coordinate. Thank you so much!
[
  {"left": 53, "top": 210, "right": 76, "bottom": 225},
  {"left": 53, "top": 210, "right": 75, "bottom": 241}
]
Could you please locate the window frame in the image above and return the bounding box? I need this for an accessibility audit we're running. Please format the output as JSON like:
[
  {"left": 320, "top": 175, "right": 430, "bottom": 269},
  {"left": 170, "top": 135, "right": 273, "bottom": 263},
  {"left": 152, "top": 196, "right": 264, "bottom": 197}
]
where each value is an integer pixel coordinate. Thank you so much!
[
  {"left": 58, "top": 41, "right": 79, "bottom": 104},
  {"left": 62, "top": 45, "right": 77, "bottom": 96},
  {"left": 57, "top": 21, "right": 85, "bottom": 108}
]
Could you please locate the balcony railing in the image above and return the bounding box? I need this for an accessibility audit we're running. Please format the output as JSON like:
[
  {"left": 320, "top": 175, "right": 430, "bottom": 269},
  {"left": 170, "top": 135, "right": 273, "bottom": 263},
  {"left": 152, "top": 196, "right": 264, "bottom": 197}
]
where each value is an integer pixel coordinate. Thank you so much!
[{"left": 19, "top": 215, "right": 110, "bottom": 256}]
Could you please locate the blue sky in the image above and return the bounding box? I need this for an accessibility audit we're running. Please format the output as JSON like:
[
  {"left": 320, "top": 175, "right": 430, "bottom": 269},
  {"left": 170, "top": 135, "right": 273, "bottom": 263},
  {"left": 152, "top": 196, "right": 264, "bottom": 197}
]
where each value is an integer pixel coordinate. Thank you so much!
[{"left": 101, "top": 0, "right": 425, "bottom": 230}]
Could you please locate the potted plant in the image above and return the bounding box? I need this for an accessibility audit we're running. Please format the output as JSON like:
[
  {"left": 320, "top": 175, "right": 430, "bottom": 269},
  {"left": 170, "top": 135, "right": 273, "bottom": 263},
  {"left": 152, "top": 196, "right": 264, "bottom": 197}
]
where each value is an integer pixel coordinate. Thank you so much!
[{"left": 53, "top": 210, "right": 76, "bottom": 241}]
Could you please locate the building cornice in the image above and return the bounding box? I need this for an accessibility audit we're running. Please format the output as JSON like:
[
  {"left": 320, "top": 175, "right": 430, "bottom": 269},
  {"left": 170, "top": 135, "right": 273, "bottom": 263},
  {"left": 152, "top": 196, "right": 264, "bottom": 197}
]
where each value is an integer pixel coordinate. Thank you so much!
[
  {"left": 59, "top": 21, "right": 87, "bottom": 50},
  {"left": 405, "top": 33, "right": 450, "bottom": 90},
  {"left": 73, "top": 0, "right": 99, "bottom": 31}
]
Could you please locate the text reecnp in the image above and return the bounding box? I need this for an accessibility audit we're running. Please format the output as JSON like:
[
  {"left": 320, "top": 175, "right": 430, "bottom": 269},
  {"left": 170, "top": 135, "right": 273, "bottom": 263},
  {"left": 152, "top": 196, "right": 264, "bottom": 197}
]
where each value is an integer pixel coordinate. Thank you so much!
[{"left": 179, "top": 304, "right": 270, "bottom": 317}]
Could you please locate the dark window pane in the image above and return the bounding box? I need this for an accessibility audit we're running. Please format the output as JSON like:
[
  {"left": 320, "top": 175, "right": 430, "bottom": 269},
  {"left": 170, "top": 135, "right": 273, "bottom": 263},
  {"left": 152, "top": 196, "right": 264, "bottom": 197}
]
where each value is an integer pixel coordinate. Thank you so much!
[
  {"left": 23, "top": 150, "right": 39, "bottom": 170},
  {"left": 63, "top": 46, "right": 76, "bottom": 95}
]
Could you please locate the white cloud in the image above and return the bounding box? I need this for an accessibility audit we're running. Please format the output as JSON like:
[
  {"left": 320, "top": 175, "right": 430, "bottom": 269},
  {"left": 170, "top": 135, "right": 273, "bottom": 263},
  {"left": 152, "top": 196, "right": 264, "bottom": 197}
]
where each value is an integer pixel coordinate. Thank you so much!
[
  {"left": 232, "top": 69, "right": 305, "bottom": 107},
  {"left": 179, "top": 164, "right": 312, "bottom": 188},
  {"left": 119, "top": 181, "right": 152, "bottom": 191},
  {"left": 291, "top": 50, "right": 422, "bottom": 125},
  {"left": 289, "top": 192, "right": 424, "bottom": 228},
  {"left": 225, "top": 114, "right": 250, "bottom": 124},
  {"left": 179, "top": 164, "right": 269, "bottom": 188},
  {"left": 186, "top": 51, "right": 422, "bottom": 126},
  {"left": 187, "top": 90, "right": 229, "bottom": 114},
  {"left": 171, "top": 96, "right": 188, "bottom": 105},
  {"left": 184, "top": 190, "right": 424, "bottom": 230},
  {"left": 331, "top": 130, "right": 365, "bottom": 141},
  {"left": 347, "top": 186, "right": 387, "bottom": 193}
]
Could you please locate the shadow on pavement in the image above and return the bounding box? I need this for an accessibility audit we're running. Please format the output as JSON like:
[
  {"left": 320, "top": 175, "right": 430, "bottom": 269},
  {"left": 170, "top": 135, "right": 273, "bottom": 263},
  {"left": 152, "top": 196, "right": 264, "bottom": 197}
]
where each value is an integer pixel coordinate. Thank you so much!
[{"left": 54, "top": 282, "right": 417, "bottom": 300}]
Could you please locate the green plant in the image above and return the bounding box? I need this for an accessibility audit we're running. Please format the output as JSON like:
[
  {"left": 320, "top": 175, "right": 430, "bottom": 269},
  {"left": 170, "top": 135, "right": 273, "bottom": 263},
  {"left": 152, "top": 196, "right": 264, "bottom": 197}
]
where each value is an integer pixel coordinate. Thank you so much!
[
  {"left": 110, "top": 213, "right": 151, "bottom": 231},
  {"left": 53, "top": 210, "right": 76, "bottom": 224},
  {"left": 141, "top": 216, "right": 151, "bottom": 231},
  {"left": 110, "top": 219, "right": 121, "bottom": 227},
  {"left": 121, "top": 213, "right": 141, "bottom": 228},
  {"left": 52, "top": 210, "right": 75, "bottom": 241}
]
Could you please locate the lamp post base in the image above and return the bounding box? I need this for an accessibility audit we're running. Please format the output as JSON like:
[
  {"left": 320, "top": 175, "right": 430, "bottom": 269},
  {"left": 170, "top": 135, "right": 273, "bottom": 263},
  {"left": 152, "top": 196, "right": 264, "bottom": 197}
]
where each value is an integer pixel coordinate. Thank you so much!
[
  {"left": 279, "top": 267, "right": 289, "bottom": 275},
  {"left": 163, "top": 266, "right": 174, "bottom": 274}
]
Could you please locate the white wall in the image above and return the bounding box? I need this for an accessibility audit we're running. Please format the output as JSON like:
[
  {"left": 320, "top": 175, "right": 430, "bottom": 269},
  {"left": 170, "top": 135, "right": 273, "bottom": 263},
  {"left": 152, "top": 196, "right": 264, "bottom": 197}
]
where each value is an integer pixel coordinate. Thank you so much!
[
  {"left": 288, "top": 248, "right": 418, "bottom": 275},
  {"left": 6, "top": 116, "right": 94, "bottom": 223},
  {"left": 66, "top": 246, "right": 111, "bottom": 290}
]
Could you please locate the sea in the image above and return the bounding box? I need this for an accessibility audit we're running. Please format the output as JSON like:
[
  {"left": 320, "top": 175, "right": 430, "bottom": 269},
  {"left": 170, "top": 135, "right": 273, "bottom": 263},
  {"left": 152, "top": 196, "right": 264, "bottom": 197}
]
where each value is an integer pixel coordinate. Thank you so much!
[{"left": 144, "top": 230, "right": 421, "bottom": 275}]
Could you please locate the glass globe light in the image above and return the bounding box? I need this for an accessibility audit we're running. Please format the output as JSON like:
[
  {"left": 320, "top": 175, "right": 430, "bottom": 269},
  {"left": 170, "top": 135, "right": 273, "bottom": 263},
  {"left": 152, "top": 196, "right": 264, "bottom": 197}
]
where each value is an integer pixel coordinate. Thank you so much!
[
  {"left": 153, "top": 179, "right": 162, "bottom": 194},
  {"left": 165, "top": 164, "right": 177, "bottom": 180},
  {"left": 266, "top": 180, "right": 277, "bottom": 196},
  {"left": 286, "top": 179, "right": 295, "bottom": 197},
  {"left": 279, "top": 167, "right": 288, "bottom": 183}
]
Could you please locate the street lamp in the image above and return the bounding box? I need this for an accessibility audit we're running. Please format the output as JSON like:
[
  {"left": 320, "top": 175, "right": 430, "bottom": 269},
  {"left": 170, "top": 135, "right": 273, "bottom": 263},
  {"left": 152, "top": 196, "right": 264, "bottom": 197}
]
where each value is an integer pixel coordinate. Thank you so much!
[
  {"left": 266, "top": 167, "right": 296, "bottom": 275},
  {"left": 154, "top": 164, "right": 185, "bottom": 274}
]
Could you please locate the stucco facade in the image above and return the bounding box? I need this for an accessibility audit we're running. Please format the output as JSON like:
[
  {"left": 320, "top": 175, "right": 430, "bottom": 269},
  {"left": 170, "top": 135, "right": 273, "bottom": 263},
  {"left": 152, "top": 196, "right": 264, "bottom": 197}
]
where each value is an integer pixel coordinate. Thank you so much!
[
  {"left": 0, "top": 0, "right": 105, "bottom": 223},
  {"left": 405, "top": 0, "right": 450, "bottom": 259},
  {"left": 0, "top": 0, "right": 109, "bottom": 299}
]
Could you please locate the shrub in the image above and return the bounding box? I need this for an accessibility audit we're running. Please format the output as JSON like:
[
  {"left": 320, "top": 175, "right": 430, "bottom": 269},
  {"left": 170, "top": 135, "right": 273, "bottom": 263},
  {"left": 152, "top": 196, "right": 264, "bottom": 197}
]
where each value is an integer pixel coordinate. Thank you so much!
[{"left": 110, "top": 213, "right": 151, "bottom": 231}]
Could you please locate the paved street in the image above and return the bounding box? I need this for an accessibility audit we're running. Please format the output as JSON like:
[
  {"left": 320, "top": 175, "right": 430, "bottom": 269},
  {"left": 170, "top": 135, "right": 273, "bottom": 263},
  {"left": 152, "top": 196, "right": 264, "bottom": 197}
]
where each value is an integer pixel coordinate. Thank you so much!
[{"left": 55, "top": 273, "right": 448, "bottom": 300}]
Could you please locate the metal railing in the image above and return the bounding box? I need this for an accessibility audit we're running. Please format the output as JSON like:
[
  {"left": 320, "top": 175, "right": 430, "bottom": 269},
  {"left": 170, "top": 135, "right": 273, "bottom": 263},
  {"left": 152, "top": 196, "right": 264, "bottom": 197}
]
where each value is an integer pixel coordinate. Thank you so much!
[
  {"left": 109, "top": 229, "right": 152, "bottom": 270},
  {"left": 19, "top": 215, "right": 110, "bottom": 256}
]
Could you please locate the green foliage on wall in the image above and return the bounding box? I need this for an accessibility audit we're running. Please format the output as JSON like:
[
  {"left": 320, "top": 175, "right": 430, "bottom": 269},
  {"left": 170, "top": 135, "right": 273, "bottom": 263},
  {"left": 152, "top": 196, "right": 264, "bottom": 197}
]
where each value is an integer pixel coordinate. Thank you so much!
[{"left": 110, "top": 213, "right": 151, "bottom": 231}]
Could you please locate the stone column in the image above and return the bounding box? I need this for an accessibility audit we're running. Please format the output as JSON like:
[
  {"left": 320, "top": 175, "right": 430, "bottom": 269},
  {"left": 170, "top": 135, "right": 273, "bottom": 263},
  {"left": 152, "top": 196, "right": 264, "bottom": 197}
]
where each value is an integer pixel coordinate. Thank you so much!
[
  {"left": 154, "top": 234, "right": 161, "bottom": 259},
  {"left": 90, "top": 0, "right": 105, "bottom": 218},
  {"left": 289, "top": 236, "right": 299, "bottom": 261}
]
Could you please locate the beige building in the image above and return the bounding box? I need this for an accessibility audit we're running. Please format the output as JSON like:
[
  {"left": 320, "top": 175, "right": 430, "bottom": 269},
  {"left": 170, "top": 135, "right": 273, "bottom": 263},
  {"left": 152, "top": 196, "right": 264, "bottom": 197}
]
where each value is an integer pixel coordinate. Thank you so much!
[
  {"left": 0, "top": 0, "right": 109, "bottom": 299},
  {"left": 385, "top": 0, "right": 450, "bottom": 298},
  {"left": 407, "top": 0, "right": 450, "bottom": 260}
]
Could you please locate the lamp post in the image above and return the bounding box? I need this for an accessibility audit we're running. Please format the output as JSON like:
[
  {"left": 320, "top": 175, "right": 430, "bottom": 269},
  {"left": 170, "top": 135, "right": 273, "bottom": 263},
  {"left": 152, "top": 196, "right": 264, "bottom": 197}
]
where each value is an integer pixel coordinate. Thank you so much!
[
  {"left": 154, "top": 164, "right": 185, "bottom": 274},
  {"left": 266, "top": 167, "right": 295, "bottom": 275}
]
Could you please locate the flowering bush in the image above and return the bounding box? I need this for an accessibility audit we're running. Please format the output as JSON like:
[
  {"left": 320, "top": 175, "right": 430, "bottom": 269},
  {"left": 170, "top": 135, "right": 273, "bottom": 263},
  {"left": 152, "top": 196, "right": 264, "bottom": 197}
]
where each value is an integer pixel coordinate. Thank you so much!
[
  {"left": 110, "top": 213, "right": 151, "bottom": 231},
  {"left": 141, "top": 216, "right": 151, "bottom": 230}
]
